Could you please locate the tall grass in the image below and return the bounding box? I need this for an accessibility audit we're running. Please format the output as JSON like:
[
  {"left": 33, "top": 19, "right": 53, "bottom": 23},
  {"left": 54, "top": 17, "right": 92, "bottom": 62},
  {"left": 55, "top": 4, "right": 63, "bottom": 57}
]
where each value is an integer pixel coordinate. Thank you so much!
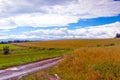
[
  {"left": 16, "top": 38, "right": 120, "bottom": 49},
  {"left": 19, "top": 38, "right": 120, "bottom": 80}
]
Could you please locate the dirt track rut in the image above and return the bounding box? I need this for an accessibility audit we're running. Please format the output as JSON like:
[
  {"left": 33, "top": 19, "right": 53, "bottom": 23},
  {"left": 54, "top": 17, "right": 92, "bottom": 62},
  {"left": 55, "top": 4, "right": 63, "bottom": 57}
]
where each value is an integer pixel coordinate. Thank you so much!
[{"left": 0, "top": 57, "right": 62, "bottom": 80}]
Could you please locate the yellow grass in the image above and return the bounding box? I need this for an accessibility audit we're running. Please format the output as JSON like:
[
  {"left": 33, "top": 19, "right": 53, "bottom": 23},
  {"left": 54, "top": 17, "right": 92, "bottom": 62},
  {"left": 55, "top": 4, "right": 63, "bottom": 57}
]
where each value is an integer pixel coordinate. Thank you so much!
[
  {"left": 16, "top": 38, "right": 120, "bottom": 49},
  {"left": 18, "top": 38, "right": 120, "bottom": 80}
]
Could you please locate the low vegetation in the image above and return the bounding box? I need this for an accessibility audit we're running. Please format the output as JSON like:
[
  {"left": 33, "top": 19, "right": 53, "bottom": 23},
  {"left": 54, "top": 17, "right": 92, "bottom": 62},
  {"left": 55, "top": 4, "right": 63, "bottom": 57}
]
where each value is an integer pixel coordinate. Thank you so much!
[
  {"left": 0, "top": 44, "right": 18, "bottom": 49},
  {"left": 0, "top": 44, "right": 71, "bottom": 69},
  {"left": 3, "top": 46, "right": 10, "bottom": 55},
  {"left": 17, "top": 38, "right": 120, "bottom": 80}
]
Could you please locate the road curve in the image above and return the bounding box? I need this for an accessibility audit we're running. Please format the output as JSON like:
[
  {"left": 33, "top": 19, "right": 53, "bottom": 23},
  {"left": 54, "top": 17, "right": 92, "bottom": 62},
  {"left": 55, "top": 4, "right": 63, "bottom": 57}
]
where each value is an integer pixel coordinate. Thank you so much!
[{"left": 0, "top": 57, "right": 63, "bottom": 80}]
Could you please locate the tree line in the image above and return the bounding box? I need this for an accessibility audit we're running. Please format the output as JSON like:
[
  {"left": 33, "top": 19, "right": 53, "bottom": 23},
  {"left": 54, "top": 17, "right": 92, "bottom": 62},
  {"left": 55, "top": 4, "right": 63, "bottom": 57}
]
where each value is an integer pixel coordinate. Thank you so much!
[
  {"left": 0, "top": 40, "right": 30, "bottom": 44},
  {"left": 116, "top": 33, "right": 120, "bottom": 38}
]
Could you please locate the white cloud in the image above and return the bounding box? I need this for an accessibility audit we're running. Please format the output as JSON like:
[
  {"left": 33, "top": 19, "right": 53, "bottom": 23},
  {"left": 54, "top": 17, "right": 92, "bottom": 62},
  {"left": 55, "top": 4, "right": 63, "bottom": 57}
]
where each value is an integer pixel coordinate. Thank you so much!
[
  {"left": 0, "top": 13, "right": 79, "bottom": 29},
  {"left": 12, "top": 14, "right": 79, "bottom": 27},
  {"left": 0, "top": 0, "right": 120, "bottom": 29},
  {"left": 0, "top": 21, "right": 119, "bottom": 40},
  {"left": 22, "top": 21, "right": 120, "bottom": 39}
]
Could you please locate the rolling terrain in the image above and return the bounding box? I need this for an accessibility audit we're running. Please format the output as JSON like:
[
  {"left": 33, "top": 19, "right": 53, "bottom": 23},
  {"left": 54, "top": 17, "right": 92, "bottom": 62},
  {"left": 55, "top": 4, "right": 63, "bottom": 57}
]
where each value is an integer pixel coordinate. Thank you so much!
[
  {"left": 15, "top": 38, "right": 120, "bottom": 80},
  {"left": 0, "top": 44, "right": 71, "bottom": 69}
]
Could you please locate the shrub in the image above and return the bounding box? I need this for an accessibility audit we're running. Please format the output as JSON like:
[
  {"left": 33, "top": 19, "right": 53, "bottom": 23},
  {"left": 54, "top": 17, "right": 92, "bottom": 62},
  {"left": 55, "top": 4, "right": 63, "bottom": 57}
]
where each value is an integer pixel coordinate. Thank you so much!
[{"left": 3, "top": 46, "right": 10, "bottom": 55}]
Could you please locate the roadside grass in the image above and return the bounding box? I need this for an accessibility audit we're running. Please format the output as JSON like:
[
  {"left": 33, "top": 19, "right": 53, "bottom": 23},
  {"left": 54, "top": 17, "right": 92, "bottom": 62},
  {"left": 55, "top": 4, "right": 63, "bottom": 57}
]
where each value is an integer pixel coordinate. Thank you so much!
[
  {"left": 19, "top": 38, "right": 120, "bottom": 80},
  {"left": 0, "top": 44, "right": 72, "bottom": 69}
]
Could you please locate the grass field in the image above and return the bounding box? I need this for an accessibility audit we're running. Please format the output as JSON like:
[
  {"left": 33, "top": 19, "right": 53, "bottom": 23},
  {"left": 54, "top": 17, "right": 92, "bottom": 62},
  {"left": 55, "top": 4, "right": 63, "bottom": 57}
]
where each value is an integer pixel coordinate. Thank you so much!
[
  {"left": 0, "top": 44, "right": 71, "bottom": 69},
  {"left": 17, "top": 38, "right": 120, "bottom": 49},
  {"left": 0, "top": 44, "right": 19, "bottom": 49},
  {"left": 17, "top": 38, "right": 120, "bottom": 80}
]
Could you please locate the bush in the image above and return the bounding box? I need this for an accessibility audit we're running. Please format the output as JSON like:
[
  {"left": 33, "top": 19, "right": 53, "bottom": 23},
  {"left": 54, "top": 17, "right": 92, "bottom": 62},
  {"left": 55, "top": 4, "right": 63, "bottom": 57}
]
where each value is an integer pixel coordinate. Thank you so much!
[{"left": 3, "top": 46, "right": 10, "bottom": 55}]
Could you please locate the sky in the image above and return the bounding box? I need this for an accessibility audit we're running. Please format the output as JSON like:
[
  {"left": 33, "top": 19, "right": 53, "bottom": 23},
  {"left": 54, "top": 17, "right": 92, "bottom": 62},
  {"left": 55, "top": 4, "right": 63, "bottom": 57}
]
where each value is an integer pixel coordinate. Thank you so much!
[{"left": 0, "top": 0, "right": 120, "bottom": 40}]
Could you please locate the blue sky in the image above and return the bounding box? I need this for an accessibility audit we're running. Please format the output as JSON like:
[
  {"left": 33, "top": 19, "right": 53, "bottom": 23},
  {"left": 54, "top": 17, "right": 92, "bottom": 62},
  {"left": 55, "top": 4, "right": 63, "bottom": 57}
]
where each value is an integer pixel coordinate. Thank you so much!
[
  {"left": 0, "top": 0, "right": 120, "bottom": 40},
  {"left": 8, "top": 14, "right": 120, "bottom": 33},
  {"left": 69, "top": 15, "right": 120, "bottom": 28}
]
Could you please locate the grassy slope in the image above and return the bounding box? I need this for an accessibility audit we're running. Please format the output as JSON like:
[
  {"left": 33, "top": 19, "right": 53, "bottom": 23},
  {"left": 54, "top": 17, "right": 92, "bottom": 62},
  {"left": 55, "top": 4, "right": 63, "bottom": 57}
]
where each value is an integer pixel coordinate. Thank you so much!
[
  {"left": 0, "top": 44, "right": 19, "bottom": 49},
  {"left": 19, "top": 38, "right": 120, "bottom": 80},
  {"left": 0, "top": 44, "right": 71, "bottom": 69}
]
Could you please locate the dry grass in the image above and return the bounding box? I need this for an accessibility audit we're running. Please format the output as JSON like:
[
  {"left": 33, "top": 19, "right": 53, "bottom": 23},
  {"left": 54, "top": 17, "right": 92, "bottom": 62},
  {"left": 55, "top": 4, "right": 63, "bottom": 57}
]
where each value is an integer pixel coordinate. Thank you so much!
[
  {"left": 16, "top": 38, "right": 120, "bottom": 49},
  {"left": 19, "top": 38, "right": 120, "bottom": 80}
]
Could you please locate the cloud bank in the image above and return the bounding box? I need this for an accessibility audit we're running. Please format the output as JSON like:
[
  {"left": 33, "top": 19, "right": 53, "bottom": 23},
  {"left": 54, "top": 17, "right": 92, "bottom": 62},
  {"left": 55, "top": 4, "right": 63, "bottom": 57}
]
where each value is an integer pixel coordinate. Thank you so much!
[
  {"left": 0, "top": 22, "right": 120, "bottom": 40},
  {"left": 0, "top": 0, "right": 120, "bottom": 29}
]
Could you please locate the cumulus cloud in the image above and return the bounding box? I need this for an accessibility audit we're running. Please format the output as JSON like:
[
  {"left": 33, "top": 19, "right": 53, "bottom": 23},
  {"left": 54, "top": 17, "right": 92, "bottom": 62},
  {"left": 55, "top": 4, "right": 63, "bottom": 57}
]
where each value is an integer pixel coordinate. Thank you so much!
[
  {"left": 0, "top": 22, "right": 120, "bottom": 40},
  {"left": 23, "top": 22, "right": 120, "bottom": 39},
  {"left": 0, "top": 13, "right": 79, "bottom": 29},
  {"left": 0, "top": 0, "right": 120, "bottom": 29}
]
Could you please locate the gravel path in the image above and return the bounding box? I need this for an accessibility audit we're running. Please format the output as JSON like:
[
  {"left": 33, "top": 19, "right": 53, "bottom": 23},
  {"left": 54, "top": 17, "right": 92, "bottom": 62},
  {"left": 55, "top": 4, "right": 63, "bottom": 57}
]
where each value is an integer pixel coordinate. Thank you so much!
[{"left": 0, "top": 57, "right": 63, "bottom": 80}]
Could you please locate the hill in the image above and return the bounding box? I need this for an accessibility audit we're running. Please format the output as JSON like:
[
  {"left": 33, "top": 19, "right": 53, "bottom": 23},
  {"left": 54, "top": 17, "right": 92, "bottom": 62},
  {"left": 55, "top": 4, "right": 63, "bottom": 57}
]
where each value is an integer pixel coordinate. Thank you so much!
[
  {"left": 16, "top": 38, "right": 120, "bottom": 80},
  {"left": 15, "top": 38, "right": 120, "bottom": 49}
]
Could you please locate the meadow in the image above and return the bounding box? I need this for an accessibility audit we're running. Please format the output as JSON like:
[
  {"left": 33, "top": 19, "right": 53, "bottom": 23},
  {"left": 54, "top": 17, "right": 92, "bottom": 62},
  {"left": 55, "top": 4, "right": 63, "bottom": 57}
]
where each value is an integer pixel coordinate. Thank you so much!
[
  {"left": 17, "top": 38, "right": 120, "bottom": 80},
  {"left": 17, "top": 38, "right": 120, "bottom": 49},
  {"left": 0, "top": 44, "right": 71, "bottom": 69},
  {"left": 0, "top": 44, "right": 19, "bottom": 49}
]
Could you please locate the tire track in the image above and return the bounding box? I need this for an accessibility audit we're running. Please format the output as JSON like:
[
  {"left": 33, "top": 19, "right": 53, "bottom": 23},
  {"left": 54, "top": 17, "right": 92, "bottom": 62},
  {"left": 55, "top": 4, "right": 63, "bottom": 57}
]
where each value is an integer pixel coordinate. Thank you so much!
[{"left": 0, "top": 57, "right": 63, "bottom": 80}]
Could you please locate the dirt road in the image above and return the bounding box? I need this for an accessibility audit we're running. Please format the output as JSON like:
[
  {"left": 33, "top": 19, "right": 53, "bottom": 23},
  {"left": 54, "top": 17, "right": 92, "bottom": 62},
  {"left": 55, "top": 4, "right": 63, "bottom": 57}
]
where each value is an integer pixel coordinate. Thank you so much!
[{"left": 0, "top": 57, "right": 62, "bottom": 80}]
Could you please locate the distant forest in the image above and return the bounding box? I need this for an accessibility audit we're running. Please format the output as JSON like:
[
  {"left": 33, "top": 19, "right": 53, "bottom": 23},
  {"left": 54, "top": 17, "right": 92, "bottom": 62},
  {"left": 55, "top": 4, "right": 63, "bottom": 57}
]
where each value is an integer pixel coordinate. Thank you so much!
[
  {"left": 0, "top": 40, "right": 30, "bottom": 44},
  {"left": 0, "top": 33, "right": 119, "bottom": 44}
]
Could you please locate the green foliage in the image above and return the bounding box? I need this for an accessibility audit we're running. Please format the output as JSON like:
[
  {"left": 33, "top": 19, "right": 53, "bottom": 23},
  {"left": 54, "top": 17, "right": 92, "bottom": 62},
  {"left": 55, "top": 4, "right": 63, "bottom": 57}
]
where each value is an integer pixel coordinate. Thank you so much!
[{"left": 3, "top": 46, "right": 10, "bottom": 55}]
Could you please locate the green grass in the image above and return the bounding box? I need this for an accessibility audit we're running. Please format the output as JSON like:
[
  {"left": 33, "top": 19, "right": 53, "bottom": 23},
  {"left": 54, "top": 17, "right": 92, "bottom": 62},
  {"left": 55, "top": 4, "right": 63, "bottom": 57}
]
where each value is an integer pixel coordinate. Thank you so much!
[
  {"left": 0, "top": 44, "right": 19, "bottom": 49},
  {"left": 0, "top": 44, "right": 72, "bottom": 69}
]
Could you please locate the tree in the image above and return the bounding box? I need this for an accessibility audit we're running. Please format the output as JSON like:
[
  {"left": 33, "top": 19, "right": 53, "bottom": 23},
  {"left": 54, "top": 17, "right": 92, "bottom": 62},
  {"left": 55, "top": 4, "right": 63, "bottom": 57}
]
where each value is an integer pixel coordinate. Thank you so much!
[
  {"left": 3, "top": 46, "right": 10, "bottom": 55},
  {"left": 116, "top": 33, "right": 120, "bottom": 38}
]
